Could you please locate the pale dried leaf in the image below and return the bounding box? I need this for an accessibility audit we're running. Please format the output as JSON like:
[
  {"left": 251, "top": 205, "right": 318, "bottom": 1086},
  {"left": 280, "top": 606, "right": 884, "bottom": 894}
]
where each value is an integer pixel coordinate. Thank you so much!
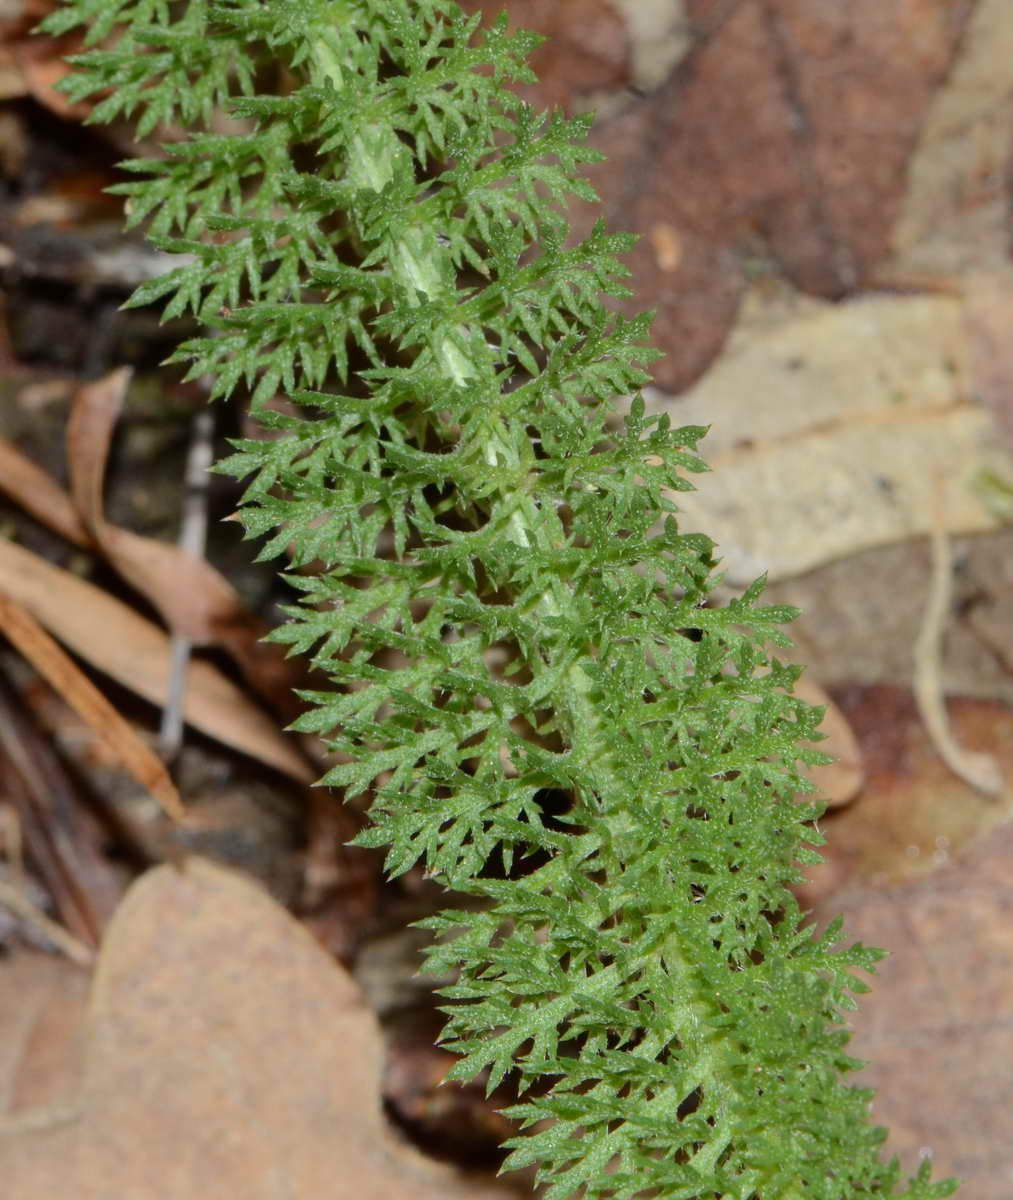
[
  {"left": 0, "top": 437, "right": 91, "bottom": 548},
  {"left": 67, "top": 369, "right": 243, "bottom": 647},
  {"left": 797, "top": 686, "right": 1013, "bottom": 907},
  {"left": 64, "top": 369, "right": 311, "bottom": 720},
  {"left": 0, "top": 859, "right": 515, "bottom": 1200},
  {"left": 963, "top": 269, "right": 1013, "bottom": 451},
  {"left": 0, "top": 952, "right": 89, "bottom": 1121},
  {"left": 0, "top": 540, "right": 313, "bottom": 784},
  {"left": 647, "top": 289, "right": 1013, "bottom": 584},
  {"left": 793, "top": 674, "right": 864, "bottom": 807},
  {"left": 891, "top": 0, "right": 1013, "bottom": 279}
]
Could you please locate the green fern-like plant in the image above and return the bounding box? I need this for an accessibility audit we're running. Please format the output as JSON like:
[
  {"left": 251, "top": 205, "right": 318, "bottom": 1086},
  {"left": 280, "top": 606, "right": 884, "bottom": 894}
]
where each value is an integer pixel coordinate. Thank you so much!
[{"left": 43, "top": 2, "right": 956, "bottom": 1196}]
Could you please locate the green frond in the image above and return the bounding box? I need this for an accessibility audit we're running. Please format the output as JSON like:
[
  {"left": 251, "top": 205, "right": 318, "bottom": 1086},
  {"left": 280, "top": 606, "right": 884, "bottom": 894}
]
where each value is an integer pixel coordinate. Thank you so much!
[{"left": 48, "top": 0, "right": 959, "bottom": 1196}]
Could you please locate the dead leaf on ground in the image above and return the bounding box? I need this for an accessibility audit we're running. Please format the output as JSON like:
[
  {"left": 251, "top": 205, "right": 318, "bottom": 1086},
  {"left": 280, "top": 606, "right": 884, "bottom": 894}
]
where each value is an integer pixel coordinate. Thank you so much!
[
  {"left": 0, "top": 858, "right": 517, "bottom": 1200},
  {"left": 0, "top": 668, "right": 130, "bottom": 946},
  {"left": 0, "top": 594, "right": 184, "bottom": 820},
  {"left": 559, "top": 0, "right": 975, "bottom": 391},
  {"left": 0, "top": 436, "right": 90, "bottom": 548},
  {"left": 797, "top": 684, "right": 1013, "bottom": 910},
  {"left": 809, "top": 814, "right": 1013, "bottom": 1199},
  {"left": 963, "top": 268, "right": 1013, "bottom": 451},
  {"left": 13, "top": 39, "right": 91, "bottom": 120},
  {"left": 66, "top": 369, "right": 237, "bottom": 647},
  {"left": 66, "top": 369, "right": 307, "bottom": 718},
  {"left": 0, "top": 4, "right": 77, "bottom": 111},
  {"left": 0, "top": 950, "right": 90, "bottom": 1119},
  {"left": 763, "top": 528, "right": 1013, "bottom": 714},
  {"left": 793, "top": 674, "right": 864, "bottom": 807},
  {"left": 2, "top": 372, "right": 314, "bottom": 730},
  {"left": 791, "top": 687, "right": 1013, "bottom": 1197},
  {"left": 460, "top": 0, "right": 631, "bottom": 111},
  {"left": 643, "top": 287, "right": 1013, "bottom": 585},
  {"left": 890, "top": 0, "right": 1013, "bottom": 280},
  {"left": 0, "top": 539, "right": 314, "bottom": 784}
]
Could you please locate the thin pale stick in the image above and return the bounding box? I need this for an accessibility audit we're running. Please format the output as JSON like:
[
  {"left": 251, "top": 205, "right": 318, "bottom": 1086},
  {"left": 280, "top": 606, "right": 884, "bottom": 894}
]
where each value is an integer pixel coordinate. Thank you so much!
[
  {"left": 160, "top": 406, "right": 215, "bottom": 760},
  {"left": 0, "top": 877, "right": 95, "bottom": 968},
  {"left": 913, "top": 480, "right": 1003, "bottom": 796}
]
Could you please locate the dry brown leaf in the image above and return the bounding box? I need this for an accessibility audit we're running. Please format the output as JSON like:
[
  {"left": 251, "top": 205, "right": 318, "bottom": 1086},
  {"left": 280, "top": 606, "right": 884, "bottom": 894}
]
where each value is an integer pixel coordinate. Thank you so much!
[
  {"left": 643, "top": 288, "right": 1013, "bottom": 585},
  {"left": 0, "top": 951, "right": 90, "bottom": 1121},
  {"left": 559, "top": 0, "right": 972, "bottom": 391},
  {"left": 963, "top": 268, "right": 1013, "bottom": 453},
  {"left": 0, "top": 594, "right": 184, "bottom": 821},
  {"left": 460, "top": 0, "right": 631, "bottom": 110},
  {"left": 0, "top": 858, "right": 516, "bottom": 1200},
  {"left": 65, "top": 368, "right": 313, "bottom": 722},
  {"left": 807, "top": 808, "right": 1013, "bottom": 1198},
  {"left": 0, "top": 52, "right": 28, "bottom": 103},
  {"left": 0, "top": 436, "right": 91, "bottom": 549},
  {"left": 890, "top": 0, "right": 1013, "bottom": 281},
  {"left": 797, "top": 685, "right": 1013, "bottom": 908},
  {"left": 787, "top": 686, "right": 1013, "bottom": 1196},
  {"left": 0, "top": 539, "right": 314, "bottom": 784},
  {"left": 8, "top": 0, "right": 91, "bottom": 121},
  {"left": 793, "top": 674, "right": 864, "bottom": 807},
  {"left": 14, "top": 44, "right": 89, "bottom": 119},
  {"left": 0, "top": 679, "right": 118, "bottom": 947},
  {"left": 762, "top": 529, "right": 1013, "bottom": 718},
  {"left": 0, "top": 6, "right": 79, "bottom": 112},
  {"left": 67, "top": 369, "right": 245, "bottom": 647}
]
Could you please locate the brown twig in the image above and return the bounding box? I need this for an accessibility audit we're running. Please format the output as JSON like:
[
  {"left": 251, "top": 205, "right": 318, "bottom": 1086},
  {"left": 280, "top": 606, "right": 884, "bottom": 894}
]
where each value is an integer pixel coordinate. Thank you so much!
[{"left": 0, "top": 593, "right": 185, "bottom": 820}]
